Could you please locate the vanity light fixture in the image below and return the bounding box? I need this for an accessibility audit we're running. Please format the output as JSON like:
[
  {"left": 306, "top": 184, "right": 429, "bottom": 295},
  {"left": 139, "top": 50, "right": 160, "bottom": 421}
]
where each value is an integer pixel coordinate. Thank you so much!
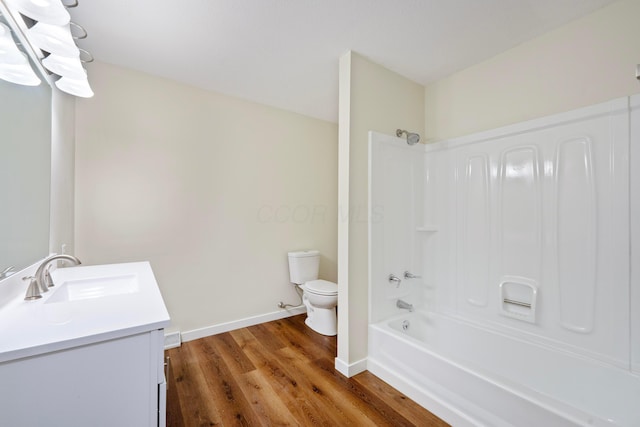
[
  {"left": 0, "top": 0, "right": 94, "bottom": 97},
  {"left": 5, "top": 0, "right": 69, "bottom": 25}
]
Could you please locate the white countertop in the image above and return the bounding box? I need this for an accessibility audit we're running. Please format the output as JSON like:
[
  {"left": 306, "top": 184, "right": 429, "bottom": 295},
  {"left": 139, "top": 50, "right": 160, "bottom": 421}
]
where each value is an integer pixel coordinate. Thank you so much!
[{"left": 0, "top": 261, "right": 170, "bottom": 363}]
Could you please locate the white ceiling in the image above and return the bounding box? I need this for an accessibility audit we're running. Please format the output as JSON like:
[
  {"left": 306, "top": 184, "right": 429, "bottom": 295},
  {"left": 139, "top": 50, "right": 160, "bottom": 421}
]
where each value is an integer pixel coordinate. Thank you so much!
[{"left": 69, "top": 0, "right": 616, "bottom": 123}]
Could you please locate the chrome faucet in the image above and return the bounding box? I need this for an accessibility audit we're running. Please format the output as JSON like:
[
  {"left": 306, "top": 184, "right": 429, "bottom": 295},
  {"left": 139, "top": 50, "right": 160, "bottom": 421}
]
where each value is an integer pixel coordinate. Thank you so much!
[
  {"left": 35, "top": 254, "right": 82, "bottom": 290},
  {"left": 396, "top": 299, "right": 414, "bottom": 312},
  {"left": 24, "top": 254, "right": 82, "bottom": 300}
]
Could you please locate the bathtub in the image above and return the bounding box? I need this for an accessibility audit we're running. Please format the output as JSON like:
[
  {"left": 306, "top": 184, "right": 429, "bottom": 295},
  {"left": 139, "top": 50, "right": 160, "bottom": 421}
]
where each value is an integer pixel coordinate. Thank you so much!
[{"left": 367, "top": 310, "right": 640, "bottom": 427}]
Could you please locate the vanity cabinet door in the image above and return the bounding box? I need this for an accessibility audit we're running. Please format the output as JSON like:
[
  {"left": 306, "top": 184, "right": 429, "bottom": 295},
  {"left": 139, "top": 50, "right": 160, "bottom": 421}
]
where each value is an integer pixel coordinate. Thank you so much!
[{"left": 0, "top": 330, "right": 163, "bottom": 427}]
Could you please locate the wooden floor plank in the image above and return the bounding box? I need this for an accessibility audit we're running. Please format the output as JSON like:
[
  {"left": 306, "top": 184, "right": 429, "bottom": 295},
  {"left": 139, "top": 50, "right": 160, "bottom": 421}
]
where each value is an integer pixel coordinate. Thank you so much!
[
  {"left": 237, "top": 369, "right": 303, "bottom": 426},
  {"left": 166, "top": 314, "right": 448, "bottom": 426},
  {"left": 312, "top": 357, "right": 424, "bottom": 427},
  {"left": 262, "top": 318, "right": 329, "bottom": 361},
  {"left": 166, "top": 355, "right": 185, "bottom": 427},
  {"left": 192, "top": 338, "right": 265, "bottom": 426},
  {"left": 245, "top": 322, "right": 287, "bottom": 352},
  {"left": 261, "top": 346, "right": 372, "bottom": 426},
  {"left": 169, "top": 345, "right": 223, "bottom": 427},
  {"left": 234, "top": 327, "right": 339, "bottom": 425},
  {"left": 353, "top": 371, "right": 449, "bottom": 426},
  {"left": 280, "top": 314, "right": 337, "bottom": 355},
  {"left": 278, "top": 348, "right": 388, "bottom": 426},
  {"left": 208, "top": 332, "right": 256, "bottom": 376}
]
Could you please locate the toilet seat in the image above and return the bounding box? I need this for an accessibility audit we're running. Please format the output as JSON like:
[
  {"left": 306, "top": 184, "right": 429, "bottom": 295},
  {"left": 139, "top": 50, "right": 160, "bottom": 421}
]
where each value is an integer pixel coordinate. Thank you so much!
[{"left": 303, "top": 279, "right": 337, "bottom": 296}]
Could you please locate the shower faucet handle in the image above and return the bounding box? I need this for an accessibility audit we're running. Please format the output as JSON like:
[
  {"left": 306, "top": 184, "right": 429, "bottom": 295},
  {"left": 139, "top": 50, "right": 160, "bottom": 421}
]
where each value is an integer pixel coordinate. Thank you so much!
[
  {"left": 388, "top": 274, "right": 402, "bottom": 287},
  {"left": 404, "top": 271, "right": 421, "bottom": 279}
]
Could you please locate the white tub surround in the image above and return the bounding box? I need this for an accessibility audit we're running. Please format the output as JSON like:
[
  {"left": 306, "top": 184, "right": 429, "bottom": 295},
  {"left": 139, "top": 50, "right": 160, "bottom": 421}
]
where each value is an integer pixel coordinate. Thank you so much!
[
  {"left": 370, "top": 311, "right": 640, "bottom": 427},
  {"left": 368, "top": 96, "right": 640, "bottom": 426},
  {"left": 0, "top": 261, "right": 170, "bottom": 427}
]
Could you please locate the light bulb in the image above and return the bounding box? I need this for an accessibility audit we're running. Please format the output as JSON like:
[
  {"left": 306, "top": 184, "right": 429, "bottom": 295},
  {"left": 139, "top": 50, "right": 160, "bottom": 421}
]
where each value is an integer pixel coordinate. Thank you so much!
[
  {"left": 42, "top": 53, "right": 85, "bottom": 79},
  {"left": 6, "top": 0, "right": 70, "bottom": 25},
  {"left": 27, "top": 21, "right": 79, "bottom": 57},
  {"left": 0, "top": 55, "right": 41, "bottom": 86},
  {"left": 55, "top": 75, "right": 93, "bottom": 97}
]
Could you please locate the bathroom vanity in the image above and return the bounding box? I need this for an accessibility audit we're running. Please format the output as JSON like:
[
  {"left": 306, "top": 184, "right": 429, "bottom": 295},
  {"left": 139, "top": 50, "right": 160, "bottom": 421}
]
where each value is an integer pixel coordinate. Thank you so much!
[{"left": 0, "top": 261, "right": 170, "bottom": 427}]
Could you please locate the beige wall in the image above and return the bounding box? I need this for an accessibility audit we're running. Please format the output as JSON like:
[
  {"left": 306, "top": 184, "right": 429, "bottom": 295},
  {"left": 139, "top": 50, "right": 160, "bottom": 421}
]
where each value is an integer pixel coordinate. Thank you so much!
[
  {"left": 74, "top": 62, "right": 338, "bottom": 334},
  {"left": 338, "top": 52, "right": 424, "bottom": 369},
  {"left": 425, "top": 0, "right": 640, "bottom": 141}
]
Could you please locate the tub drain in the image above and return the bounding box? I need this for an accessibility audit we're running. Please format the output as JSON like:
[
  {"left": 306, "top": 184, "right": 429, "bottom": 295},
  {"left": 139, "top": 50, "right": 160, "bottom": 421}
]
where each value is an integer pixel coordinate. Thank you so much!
[{"left": 402, "top": 320, "right": 410, "bottom": 331}]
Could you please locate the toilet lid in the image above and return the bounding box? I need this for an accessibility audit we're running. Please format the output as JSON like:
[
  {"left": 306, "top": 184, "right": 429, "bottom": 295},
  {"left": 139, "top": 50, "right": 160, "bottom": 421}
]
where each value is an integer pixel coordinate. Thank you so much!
[{"left": 304, "top": 279, "right": 337, "bottom": 296}]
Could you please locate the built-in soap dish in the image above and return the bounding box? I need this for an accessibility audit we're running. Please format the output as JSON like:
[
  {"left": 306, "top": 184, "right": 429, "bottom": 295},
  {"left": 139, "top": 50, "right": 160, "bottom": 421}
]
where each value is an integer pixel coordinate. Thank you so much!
[{"left": 499, "top": 277, "right": 538, "bottom": 324}]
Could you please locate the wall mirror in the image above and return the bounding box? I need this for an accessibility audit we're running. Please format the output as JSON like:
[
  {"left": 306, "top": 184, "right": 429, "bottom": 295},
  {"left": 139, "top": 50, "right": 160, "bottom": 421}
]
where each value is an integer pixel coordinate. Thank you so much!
[{"left": 0, "top": 17, "right": 52, "bottom": 278}]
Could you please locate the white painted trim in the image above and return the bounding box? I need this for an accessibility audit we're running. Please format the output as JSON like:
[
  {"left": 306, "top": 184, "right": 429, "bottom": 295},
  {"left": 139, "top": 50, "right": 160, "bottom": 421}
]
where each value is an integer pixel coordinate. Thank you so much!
[
  {"left": 334, "top": 356, "right": 367, "bottom": 378},
  {"left": 163, "top": 331, "right": 181, "bottom": 350},
  {"left": 180, "top": 307, "right": 306, "bottom": 343},
  {"left": 337, "top": 51, "right": 352, "bottom": 365}
]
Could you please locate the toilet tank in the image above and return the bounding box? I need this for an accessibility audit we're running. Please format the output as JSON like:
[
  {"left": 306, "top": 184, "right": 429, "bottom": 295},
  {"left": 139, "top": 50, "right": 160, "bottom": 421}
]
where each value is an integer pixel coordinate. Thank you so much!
[{"left": 288, "top": 250, "right": 320, "bottom": 284}]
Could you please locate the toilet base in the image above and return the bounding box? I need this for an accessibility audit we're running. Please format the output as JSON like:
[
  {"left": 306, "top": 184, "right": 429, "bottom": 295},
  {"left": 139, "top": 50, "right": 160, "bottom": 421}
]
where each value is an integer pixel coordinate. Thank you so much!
[{"left": 304, "top": 306, "right": 337, "bottom": 336}]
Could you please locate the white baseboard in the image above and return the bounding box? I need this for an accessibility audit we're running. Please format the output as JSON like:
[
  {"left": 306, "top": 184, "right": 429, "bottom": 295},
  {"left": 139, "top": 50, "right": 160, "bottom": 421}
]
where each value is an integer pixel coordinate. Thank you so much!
[
  {"left": 164, "top": 331, "right": 181, "bottom": 349},
  {"left": 334, "top": 356, "right": 368, "bottom": 378},
  {"left": 180, "top": 306, "right": 307, "bottom": 343}
]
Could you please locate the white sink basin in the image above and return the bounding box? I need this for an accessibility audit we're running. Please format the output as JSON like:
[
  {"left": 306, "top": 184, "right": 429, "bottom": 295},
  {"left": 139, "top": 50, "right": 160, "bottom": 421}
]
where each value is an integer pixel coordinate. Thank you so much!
[
  {"left": 0, "top": 261, "right": 169, "bottom": 364},
  {"left": 45, "top": 274, "right": 139, "bottom": 304}
]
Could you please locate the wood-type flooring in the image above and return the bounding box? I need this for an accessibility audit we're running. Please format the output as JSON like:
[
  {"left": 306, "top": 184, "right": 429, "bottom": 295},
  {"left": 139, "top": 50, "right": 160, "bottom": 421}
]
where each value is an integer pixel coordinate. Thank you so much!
[{"left": 165, "top": 314, "right": 449, "bottom": 426}]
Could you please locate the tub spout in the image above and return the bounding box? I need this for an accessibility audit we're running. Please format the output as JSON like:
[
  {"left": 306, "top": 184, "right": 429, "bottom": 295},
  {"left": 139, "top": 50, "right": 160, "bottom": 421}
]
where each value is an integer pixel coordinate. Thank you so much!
[{"left": 397, "top": 299, "right": 414, "bottom": 312}]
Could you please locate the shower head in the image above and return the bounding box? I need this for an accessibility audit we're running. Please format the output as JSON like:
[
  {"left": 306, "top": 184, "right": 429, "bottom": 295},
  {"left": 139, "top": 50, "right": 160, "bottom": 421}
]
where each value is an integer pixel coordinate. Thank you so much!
[
  {"left": 396, "top": 129, "right": 421, "bottom": 145},
  {"left": 407, "top": 133, "right": 420, "bottom": 145}
]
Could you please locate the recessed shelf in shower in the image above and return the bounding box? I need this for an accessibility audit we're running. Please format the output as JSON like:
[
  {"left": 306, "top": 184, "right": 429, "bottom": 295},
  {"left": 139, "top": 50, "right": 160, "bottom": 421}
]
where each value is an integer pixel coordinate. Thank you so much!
[{"left": 499, "top": 277, "right": 538, "bottom": 324}]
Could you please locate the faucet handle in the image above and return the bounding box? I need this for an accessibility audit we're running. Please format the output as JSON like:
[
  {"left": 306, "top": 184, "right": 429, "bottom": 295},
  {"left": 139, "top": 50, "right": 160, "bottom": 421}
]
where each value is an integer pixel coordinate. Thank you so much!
[
  {"left": 44, "top": 265, "right": 54, "bottom": 288},
  {"left": 388, "top": 274, "right": 402, "bottom": 288},
  {"left": 404, "top": 271, "right": 421, "bottom": 279},
  {"left": 22, "top": 276, "right": 42, "bottom": 300}
]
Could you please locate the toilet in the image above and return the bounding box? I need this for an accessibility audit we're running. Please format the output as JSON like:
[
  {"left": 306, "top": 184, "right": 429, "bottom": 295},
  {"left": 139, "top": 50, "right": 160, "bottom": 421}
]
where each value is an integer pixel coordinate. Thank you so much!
[{"left": 288, "top": 250, "right": 338, "bottom": 336}]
